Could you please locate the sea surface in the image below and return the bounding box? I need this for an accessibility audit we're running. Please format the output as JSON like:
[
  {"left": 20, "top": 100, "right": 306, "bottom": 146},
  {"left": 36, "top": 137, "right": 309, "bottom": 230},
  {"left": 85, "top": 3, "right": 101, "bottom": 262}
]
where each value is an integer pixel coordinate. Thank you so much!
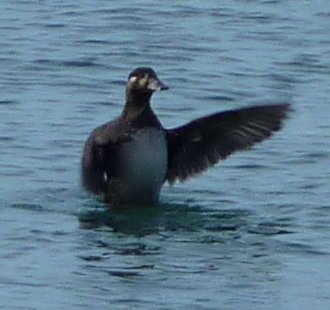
[{"left": 1, "top": 1, "right": 330, "bottom": 309}]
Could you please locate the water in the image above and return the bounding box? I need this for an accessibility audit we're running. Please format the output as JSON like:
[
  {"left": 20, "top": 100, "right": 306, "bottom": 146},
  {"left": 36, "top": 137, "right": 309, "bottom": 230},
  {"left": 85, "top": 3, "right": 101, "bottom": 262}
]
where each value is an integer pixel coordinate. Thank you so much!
[{"left": 1, "top": 1, "right": 330, "bottom": 309}]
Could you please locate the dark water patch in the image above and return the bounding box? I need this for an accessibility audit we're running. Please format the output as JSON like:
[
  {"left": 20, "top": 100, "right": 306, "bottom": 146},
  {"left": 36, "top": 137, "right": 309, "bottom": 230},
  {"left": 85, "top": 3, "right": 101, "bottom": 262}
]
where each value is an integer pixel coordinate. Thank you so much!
[
  {"left": 33, "top": 57, "right": 102, "bottom": 69},
  {"left": 160, "top": 263, "right": 206, "bottom": 275},
  {"left": 232, "top": 163, "right": 268, "bottom": 170},
  {"left": 298, "top": 182, "right": 324, "bottom": 191},
  {"left": 79, "top": 39, "right": 111, "bottom": 45},
  {"left": 78, "top": 254, "right": 107, "bottom": 262},
  {"left": 314, "top": 205, "right": 330, "bottom": 212},
  {"left": 287, "top": 53, "right": 329, "bottom": 74},
  {"left": 89, "top": 238, "right": 161, "bottom": 258},
  {"left": 281, "top": 241, "right": 329, "bottom": 256},
  {"left": 157, "top": 105, "right": 196, "bottom": 113},
  {"left": 58, "top": 9, "right": 86, "bottom": 17},
  {"left": 89, "top": 7, "right": 146, "bottom": 17},
  {"left": 0, "top": 136, "right": 15, "bottom": 142},
  {"left": 192, "top": 188, "right": 228, "bottom": 196},
  {"left": 242, "top": 12, "right": 276, "bottom": 23},
  {"left": 247, "top": 30, "right": 288, "bottom": 43},
  {"left": 305, "top": 151, "right": 329, "bottom": 160},
  {"left": 203, "top": 209, "right": 251, "bottom": 229},
  {"left": 30, "top": 228, "right": 70, "bottom": 238},
  {"left": 283, "top": 151, "right": 329, "bottom": 166},
  {"left": 261, "top": 0, "right": 281, "bottom": 4},
  {"left": 221, "top": 88, "right": 256, "bottom": 99},
  {"left": 62, "top": 59, "right": 102, "bottom": 68},
  {"left": 1, "top": 167, "right": 34, "bottom": 178},
  {"left": 10, "top": 203, "right": 45, "bottom": 212},
  {"left": 203, "top": 222, "right": 240, "bottom": 233},
  {"left": 172, "top": 5, "right": 204, "bottom": 18},
  {"left": 316, "top": 12, "right": 330, "bottom": 18},
  {"left": 197, "top": 94, "right": 236, "bottom": 102},
  {"left": 87, "top": 100, "right": 118, "bottom": 107},
  {"left": 266, "top": 72, "right": 300, "bottom": 84},
  {"left": 1, "top": 278, "right": 46, "bottom": 288},
  {"left": 211, "top": 9, "right": 237, "bottom": 19},
  {"left": 226, "top": 70, "right": 263, "bottom": 78},
  {"left": 43, "top": 23, "right": 67, "bottom": 29},
  {"left": 107, "top": 270, "right": 141, "bottom": 279},
  {"left": 33, "top": 58, "right": 59, "bottom": 66},
  {"left": 0, "top": 25, "right": 22, "bottom": 31},
  {"left": 283, "top": 152, "right": 328, "bottom": 165},
  {"left": 0, "top": 100, "right": 19, "bottom": 105},
  {"left": 248, "top": 221, "right": 294, "bottom": 236},
  {"left": 113, "top": 243, "right": 161, "bottom": 256},
  {"left": 309, "top": 220, "right": 330, "bottom": 231}
]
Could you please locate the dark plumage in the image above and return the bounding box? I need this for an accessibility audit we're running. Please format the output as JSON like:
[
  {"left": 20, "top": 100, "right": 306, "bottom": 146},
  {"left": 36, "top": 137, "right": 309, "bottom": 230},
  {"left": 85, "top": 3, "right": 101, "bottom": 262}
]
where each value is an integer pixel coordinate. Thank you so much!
[{"left": 81, "top": 67, "right": 291, "bottom": 206}]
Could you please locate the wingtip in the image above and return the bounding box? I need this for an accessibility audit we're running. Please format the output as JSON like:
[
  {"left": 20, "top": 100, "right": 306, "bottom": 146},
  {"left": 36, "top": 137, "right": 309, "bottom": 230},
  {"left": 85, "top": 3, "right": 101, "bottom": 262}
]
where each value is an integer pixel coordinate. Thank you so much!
[
  {"left": 278, "top": 103, "right": 294, "bottom": 124},
  {"left": 277, "top": 102, "right": 294, "bottom": 114}
]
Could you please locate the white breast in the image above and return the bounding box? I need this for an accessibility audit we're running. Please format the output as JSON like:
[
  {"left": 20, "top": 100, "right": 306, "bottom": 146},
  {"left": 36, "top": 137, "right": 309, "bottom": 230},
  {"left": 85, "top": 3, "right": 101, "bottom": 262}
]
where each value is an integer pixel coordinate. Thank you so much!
[{"left": 120, "top": 128, "right": 168, "bottom": 201}]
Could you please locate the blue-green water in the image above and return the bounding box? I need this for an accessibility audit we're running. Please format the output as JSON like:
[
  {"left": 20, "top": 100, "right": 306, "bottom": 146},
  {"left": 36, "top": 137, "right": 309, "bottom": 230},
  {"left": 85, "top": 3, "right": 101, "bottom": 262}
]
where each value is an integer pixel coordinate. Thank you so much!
[{"left": 1, "top": 1, "right": 330, "bottom": 309}]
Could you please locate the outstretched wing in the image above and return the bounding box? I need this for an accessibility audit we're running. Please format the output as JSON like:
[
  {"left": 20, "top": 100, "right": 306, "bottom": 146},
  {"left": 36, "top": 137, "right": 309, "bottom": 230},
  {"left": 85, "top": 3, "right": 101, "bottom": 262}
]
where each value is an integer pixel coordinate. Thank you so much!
[{"left": 166, "top": 104, "right": 291, "bottom": 184}]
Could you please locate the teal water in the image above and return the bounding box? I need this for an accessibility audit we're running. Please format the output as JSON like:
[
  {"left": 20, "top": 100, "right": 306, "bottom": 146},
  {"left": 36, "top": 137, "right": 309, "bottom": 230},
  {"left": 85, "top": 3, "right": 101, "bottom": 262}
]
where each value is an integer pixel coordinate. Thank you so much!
[{"left": 1, "top": 1, "right": 330, "bottom": 309}]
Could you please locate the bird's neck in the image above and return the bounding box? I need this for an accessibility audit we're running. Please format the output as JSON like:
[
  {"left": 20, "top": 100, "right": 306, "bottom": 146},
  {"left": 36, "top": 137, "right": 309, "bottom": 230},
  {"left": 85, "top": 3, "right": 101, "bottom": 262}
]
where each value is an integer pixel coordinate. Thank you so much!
[
  {"left": 122, "top": 91, "right": 161, "bottom": 128},
  {"left": 123, "top": 91, "right": 152, "bottom": 121}
]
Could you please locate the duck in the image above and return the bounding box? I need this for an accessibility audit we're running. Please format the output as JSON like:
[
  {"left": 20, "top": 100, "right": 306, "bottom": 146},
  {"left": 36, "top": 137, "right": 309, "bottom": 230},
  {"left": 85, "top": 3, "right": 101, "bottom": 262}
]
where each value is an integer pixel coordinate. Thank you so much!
[{"left": 81, "top": 67, "right": 290, "bottom": 207}]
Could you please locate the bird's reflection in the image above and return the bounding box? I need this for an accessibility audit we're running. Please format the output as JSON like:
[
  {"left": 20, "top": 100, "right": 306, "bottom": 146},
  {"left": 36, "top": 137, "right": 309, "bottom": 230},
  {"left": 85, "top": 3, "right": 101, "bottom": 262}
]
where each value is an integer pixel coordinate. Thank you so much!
[{"left": 78, "top": 198, "right": 250, "bottom": 237}]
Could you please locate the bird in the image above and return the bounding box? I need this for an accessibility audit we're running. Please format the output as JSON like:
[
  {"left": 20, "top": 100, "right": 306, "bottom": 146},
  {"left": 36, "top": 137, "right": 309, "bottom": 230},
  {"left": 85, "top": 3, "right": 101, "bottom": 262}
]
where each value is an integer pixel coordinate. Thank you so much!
[{"left": 81, "top": 67, "right": 290, "bottom": 207}]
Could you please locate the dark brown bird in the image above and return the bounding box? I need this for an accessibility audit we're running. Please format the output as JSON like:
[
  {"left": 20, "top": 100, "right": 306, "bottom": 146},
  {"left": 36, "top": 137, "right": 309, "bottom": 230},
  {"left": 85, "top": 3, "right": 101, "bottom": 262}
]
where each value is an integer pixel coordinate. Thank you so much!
[{"left": 81, "top": 67, "right": 290, "bottom": 206}]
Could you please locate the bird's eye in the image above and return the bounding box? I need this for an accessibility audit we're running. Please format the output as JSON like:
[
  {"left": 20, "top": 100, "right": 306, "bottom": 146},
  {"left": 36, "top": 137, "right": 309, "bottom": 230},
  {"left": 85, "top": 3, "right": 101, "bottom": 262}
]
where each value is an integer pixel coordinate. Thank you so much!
[{"left": 138, "top": 74, "right": 149, "bottom": 87}]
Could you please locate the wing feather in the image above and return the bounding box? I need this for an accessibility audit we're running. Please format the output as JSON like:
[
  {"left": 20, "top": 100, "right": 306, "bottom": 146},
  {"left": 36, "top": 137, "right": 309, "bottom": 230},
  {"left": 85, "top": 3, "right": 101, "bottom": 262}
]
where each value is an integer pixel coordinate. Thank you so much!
[
  {"left": 81, "top": 119, "right": 121, "bottom": 194},
  {"left": 166, "top": 104, "right": 291, "bottom": 184}
]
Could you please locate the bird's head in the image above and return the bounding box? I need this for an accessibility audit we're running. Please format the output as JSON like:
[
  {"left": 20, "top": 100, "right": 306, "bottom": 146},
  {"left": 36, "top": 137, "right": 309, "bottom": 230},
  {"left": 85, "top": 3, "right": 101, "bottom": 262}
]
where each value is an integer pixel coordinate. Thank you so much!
[{"left": 126, "top": 67, "right": 168, "bottom": 99}]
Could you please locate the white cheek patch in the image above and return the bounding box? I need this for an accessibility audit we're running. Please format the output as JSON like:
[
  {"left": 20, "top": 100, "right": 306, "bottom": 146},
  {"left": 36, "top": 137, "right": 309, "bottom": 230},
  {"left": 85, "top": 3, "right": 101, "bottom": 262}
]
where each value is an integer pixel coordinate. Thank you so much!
[{"left": 129, "top": 76, "right": 137, "bottom": 84}]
